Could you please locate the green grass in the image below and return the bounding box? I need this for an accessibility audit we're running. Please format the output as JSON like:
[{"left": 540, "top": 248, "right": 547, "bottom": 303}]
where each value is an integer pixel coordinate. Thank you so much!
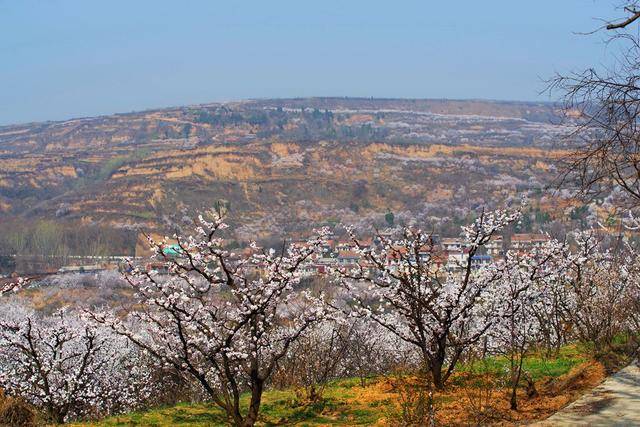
[
  {"left": 87, "top": 403, "right": 227, "bottom": 426},
  {"left": 75, "top": 346, "right": 590, "bottom": 427},
  {"left": 459, "top": 345, "right": 586, "bottom": 381},
  {"left": 125, "top": 211, "right": 156, "bottom": 220},
  {"left": 77, "top": 379, "right": 382, "bottom": 427}
]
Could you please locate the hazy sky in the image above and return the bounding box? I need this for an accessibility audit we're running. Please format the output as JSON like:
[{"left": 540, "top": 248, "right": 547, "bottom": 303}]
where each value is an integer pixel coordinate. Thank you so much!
[{"left": 0, "top": 1, "right": 622, "bottom": 125}]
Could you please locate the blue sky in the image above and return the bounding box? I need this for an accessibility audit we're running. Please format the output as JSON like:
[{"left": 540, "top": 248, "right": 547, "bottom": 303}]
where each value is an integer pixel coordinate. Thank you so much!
[{"left": 0, "top": 1, "right": 620, "bottom": 125}]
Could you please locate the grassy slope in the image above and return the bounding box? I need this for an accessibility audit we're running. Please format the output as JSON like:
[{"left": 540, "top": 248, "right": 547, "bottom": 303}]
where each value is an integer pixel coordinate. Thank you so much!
[{"left": 75, "top": 346, "right": 598, "bottom": 427}]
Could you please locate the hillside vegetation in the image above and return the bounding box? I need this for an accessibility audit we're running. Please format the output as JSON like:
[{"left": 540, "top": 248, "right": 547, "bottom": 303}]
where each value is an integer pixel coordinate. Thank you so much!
[{"left": 0, "top": 98, "right": 572, "bottom": 238}]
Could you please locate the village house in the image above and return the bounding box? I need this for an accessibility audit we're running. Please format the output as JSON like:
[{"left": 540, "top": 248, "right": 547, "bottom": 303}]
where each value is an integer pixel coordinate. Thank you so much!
[
  {"left": 445, "top": 249, "right": 467, "bottom": 271},
  {"left": 486, "top": 235, "right": 503, "bottom": 256},
  {"left": 510, "top": 233, "right": 550, "bottom": 252},
  {"left": 441, "top": 237, "right": 464, "bottom": 252},
  {"left": 470, "top": 254, "right": 493, "bottom": 269},
  {"left": 336, "top": 250, "right": 360, "bottom": 266},
  {"left": 299, "top": 263, "right": 327, "bottom": 278}
]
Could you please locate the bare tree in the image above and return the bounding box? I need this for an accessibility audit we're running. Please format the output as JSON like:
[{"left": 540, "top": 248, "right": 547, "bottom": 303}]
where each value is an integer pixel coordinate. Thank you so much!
[{"left": 550, "top": 2, "right": 640, "bottom": 209}]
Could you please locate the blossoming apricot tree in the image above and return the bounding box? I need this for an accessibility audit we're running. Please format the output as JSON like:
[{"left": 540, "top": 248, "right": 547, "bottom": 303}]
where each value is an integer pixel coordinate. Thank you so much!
[{"left": 91, "top": 211, "right": 330, "bottom": 427}]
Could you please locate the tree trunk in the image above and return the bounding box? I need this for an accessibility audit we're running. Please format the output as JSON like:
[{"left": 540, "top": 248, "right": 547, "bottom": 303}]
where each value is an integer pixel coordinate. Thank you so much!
[
  {"left": 431, "top": 357, "right": 445, "bottom": 390},
  {"left": 242, "top": 377, "right": 264, "bottom": 427},
  {"left": 510, "top": 353, "right": 525, "bottom": 411},
  {"left": 510, "top": 387, "right": 518, "bottom": 411},
  {"left": 230, "top": 409, "right": 244, "bottom": 427},
  {"left": 50, "top": 408, "right": 66, "bottom": 425},
  {"left": 524, "top": 373, "right": 539, "bottom": 399}
]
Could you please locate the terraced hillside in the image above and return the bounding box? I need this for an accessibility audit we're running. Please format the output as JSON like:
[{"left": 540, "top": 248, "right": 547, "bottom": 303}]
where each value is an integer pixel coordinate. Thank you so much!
[{"left": 0, "top": 98, "right": 577, "bottom": 244}]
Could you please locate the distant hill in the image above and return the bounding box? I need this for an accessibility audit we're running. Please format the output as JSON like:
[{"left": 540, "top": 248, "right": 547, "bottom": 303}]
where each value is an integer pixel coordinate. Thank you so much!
[{"left": 0, "top": 97, "right": 576, "bottom": 256}]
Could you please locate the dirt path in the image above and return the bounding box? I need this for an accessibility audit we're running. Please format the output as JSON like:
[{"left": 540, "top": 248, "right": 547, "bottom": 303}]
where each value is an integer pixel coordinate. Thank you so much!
[{"left": 534, "top": 361, "right": 640, "bottom": 426}]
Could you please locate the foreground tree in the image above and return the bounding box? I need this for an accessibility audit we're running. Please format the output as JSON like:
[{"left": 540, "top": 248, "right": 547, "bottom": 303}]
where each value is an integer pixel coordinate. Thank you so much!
[
  {"left": 92, "top": 211, "right": 329, "bottom": 427},
  {"left": 335, "top": 206, "right": 521, "bottom": 389},
  {"left": 0, "top": 306, "right": 151, "bottom": 423},
  {"left": 488, "top": 240, "right": 565, "bottom": 410},
  {"left": 627, "top": 255, "right": 640, "bottom": 339},
  {"left": 560, "top": 231, "right": 637, "bottom": 347},
  {"left": 273, "top": 320, "right": 353, "bottom": 403},
  {"left": 343, "top": 320, "right": 411, "bottom": 387}
]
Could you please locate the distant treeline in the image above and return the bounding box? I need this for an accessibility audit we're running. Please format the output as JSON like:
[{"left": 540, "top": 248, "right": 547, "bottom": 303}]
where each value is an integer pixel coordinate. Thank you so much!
[
  {"left": 0, "top": 219, "right": 136, "bottom": 260},
  {"left": 191, "top": 106, "right": 390, "bottom": 142}
]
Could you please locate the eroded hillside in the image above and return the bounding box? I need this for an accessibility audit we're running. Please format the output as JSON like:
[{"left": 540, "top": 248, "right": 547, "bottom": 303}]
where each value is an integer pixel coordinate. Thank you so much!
[{"left": 0, "top": 98, "right": 576, "bottom": 241}]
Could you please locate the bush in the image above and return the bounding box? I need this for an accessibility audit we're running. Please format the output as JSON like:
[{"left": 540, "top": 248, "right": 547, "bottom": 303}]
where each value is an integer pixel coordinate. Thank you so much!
[
  {"left": 0, "top": 391, "right": 38, "bottom": 427},
  {"left": 386, "top": 374, "right": 437, "bottom": 427}
]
